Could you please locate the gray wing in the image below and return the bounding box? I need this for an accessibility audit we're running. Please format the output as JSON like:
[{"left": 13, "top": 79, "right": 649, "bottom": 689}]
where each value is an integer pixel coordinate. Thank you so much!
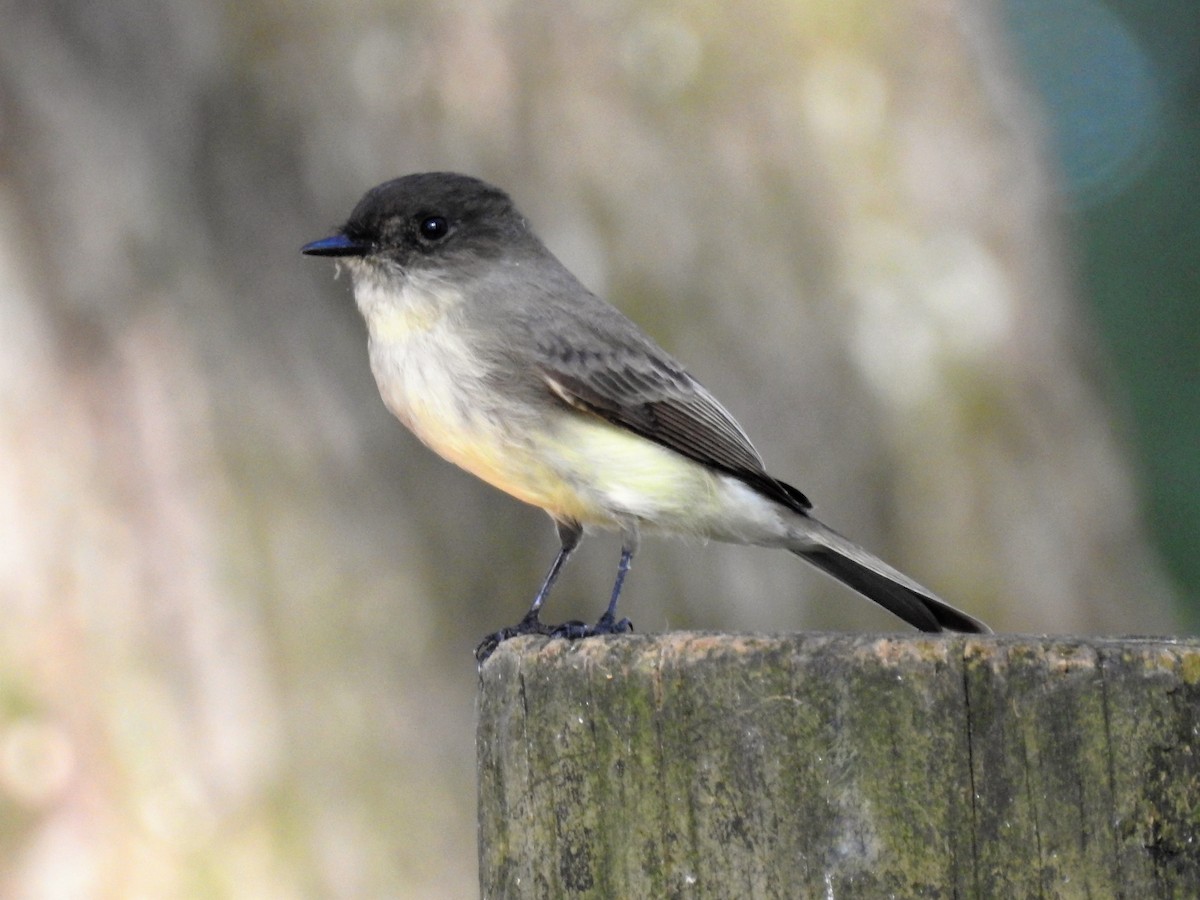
[{"left": 531, "top": 317, "right": 812, "bottom": 514}]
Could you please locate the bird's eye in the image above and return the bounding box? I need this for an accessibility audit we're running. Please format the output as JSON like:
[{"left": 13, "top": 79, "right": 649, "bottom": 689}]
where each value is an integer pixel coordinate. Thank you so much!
[{"left": 418, "top": 215, "right": 450, "bottom": 241}]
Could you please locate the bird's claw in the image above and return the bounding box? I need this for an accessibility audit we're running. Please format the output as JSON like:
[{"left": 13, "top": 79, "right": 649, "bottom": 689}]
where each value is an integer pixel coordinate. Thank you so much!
[
  {"left": 475, "top": 612, "right": 634, "bottom": 663},
  {"left": 548, "top": 614, "right": 634, "bottom": 640}
]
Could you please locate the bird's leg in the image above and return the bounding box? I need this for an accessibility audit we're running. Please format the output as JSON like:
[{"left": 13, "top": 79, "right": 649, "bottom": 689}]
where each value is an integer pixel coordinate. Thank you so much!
[
  {"left": 475, "top": 519, "right": 582, "bottom": 662},
  {"left": 593, "top": 542, "right": 635, "bottom": 634},
  {"left": 552, "top": 526, "right": 637, "bottom": 640},
  {"left": 518, "top": 518, "right": 583, "bottom": 628}
]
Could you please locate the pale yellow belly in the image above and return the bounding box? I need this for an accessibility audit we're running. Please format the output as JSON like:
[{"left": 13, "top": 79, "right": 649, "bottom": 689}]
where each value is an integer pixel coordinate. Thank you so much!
[
  {"left": 367, "top": 316, "right": 779, "bottom": 539},
  {"left": 420, "top": 404, "right": 745, "bottom": 531},
  {"left": 417, "top": 413, "right": 607, "bottom": 524}
]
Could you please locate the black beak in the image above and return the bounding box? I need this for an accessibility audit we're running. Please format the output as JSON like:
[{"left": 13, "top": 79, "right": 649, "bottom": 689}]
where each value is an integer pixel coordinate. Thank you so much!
[{"left": 301, "top": 234, "right": 370, "bottom": 257}]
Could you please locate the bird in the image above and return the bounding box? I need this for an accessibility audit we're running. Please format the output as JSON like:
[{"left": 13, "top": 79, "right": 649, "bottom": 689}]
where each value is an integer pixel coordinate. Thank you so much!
[{"left": 301, "top": 172, "right": 990, "bottom": 660}]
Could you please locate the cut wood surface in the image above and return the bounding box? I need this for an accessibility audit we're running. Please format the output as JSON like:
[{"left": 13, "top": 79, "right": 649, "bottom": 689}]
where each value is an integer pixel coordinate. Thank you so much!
[{"left": 477, "top": 633, "right": 1200, "bottom": 898}]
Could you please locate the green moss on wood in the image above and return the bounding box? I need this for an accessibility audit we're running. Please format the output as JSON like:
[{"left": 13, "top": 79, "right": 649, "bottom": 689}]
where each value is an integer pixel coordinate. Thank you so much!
[{"left": 478, "top": 633, "right": 1200, "bottom": 898}]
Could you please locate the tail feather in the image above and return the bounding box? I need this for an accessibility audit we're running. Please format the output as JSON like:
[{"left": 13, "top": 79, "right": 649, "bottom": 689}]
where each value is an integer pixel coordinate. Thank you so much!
[{"left": 791, "top": 518, "right": 991, "bottom": 634}]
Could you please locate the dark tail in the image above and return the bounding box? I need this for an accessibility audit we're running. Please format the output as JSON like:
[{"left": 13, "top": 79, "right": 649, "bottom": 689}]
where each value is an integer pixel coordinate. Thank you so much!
[{"left": 790, "top": 518, "right": 991, "bottom": 634}]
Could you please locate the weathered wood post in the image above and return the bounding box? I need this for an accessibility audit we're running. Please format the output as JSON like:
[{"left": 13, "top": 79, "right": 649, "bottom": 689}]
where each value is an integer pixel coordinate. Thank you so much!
[{"left": 477, "top": 633, "right": 1200, "bottom": 898}]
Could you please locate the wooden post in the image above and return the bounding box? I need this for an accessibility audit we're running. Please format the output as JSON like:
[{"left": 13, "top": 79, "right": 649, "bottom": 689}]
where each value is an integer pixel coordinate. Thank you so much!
[{"left": 477, "top": 633, "right": 1200, "bottom": 898}]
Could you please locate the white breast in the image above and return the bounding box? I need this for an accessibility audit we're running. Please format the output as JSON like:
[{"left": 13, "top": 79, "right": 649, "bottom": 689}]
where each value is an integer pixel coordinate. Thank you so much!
[{"left": 355, "top": 274, "right": 488, "bottom": 442}]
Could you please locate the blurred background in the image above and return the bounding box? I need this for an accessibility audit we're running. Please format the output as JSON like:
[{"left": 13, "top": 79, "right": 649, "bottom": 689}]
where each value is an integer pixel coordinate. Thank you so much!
[{"left": 0, "top": 0, "right": 1195, "bottom": 895}]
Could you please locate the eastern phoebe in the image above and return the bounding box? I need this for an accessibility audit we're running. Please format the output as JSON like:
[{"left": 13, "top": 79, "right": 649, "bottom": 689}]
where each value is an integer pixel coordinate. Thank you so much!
[{"left": 302, "top": 173, "right": 990, "bottom": 659}]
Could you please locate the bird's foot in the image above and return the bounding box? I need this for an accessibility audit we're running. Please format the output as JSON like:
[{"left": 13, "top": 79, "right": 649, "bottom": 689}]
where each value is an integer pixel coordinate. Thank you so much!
[
  {"left": 475, "top": 610, "right": 555, "bottom": 663},
  {"left": 548, "top": 612, "right": 634, "bottom": 641},
  {"left": 475, "top": 611, "right": 634, "bottom": 663}
]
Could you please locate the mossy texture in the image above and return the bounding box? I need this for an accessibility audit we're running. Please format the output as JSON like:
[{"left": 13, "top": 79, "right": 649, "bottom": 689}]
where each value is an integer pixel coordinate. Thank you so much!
[{"left": 478, "top": 633, "right": 1200, "bottom": 898}]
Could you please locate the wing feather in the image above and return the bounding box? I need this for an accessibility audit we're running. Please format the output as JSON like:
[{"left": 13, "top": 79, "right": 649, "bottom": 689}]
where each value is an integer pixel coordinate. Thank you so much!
[{"left": 533, "top": 329, "right": 811, "bottom": 513}]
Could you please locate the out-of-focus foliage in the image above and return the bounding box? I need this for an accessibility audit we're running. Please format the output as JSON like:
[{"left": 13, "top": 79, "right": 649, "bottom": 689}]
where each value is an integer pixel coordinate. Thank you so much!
[
  {"left": 0, "top": 0, "right": 1187, "bottom": 895},
  {"left": 1005, "top": 0, "right": 1200, "bottom": 628}
]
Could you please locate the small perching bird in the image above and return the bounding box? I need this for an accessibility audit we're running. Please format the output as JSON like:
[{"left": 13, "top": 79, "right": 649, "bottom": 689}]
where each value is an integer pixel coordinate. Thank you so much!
[{"left": 302, "top": 173, "right": 991, "bottom": 660}]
